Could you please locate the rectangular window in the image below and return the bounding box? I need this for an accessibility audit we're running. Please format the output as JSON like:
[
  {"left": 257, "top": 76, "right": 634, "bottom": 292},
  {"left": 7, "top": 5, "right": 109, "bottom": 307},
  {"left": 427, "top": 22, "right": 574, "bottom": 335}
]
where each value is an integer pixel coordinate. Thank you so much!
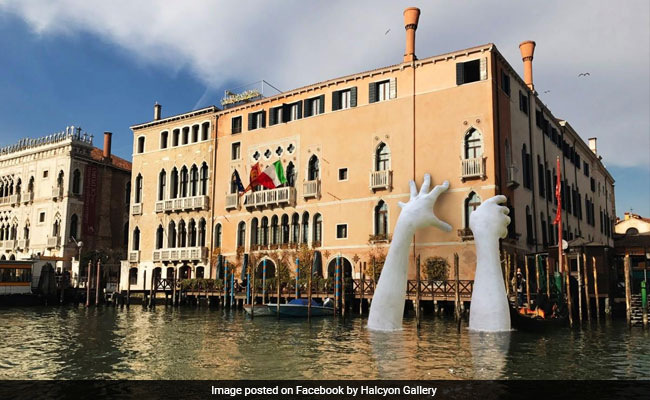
[
  {"left": 39, "top": 212, "right": 45, "bottom": 223},
  {"left": 231, "top": 116, "right": 242, "bottom": 134},
  {"left": 584, "top": 162, "right": 590, "bottom": 177},
  {"left": 289, "top": 102, "right": 300, "bottom": 121},
  {"left": 340, "top": 90, "right": 351, "bottom": 109},
  {"left": 247, "top": 110, "right": 265, "bottom": 130},
  {"left": 456, "top": 59, "right": 482, "bottom": 85},
  {"left": 336, "top": 224, "right": 348, "bottom": 239},
  {"left": 338, "top": 168, "right": 348, "bottom": 181},
  {"left": 519, "top": 91, "right": 528, "bottom": 115},
  {"left": 43, "top": 170, "right": 48, "bottom": 178},
  {"left": 590, "top": 177, "right": 595, "bottom": 192},
  {"left": 332, "top": 87, "right": 357, "bottom": 111},
  {"left": 270, "top": 106, "right": 282, "bottom": 125},
  {"left": 231, "top": 142, "right": 241, "bottom": 160},
  {"left": 501, "top": 71, "right": 511, "bottom": 96},
  {"left": 304, "top": 95, "right": 324, "bottom": 118}
]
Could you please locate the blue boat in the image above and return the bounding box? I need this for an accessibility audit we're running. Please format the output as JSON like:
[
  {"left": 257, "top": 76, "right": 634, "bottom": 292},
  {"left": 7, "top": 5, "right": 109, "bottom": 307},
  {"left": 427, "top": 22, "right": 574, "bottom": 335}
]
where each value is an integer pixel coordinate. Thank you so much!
[{"left": 266, "top": 298, "right": 334, "bottom": 317}]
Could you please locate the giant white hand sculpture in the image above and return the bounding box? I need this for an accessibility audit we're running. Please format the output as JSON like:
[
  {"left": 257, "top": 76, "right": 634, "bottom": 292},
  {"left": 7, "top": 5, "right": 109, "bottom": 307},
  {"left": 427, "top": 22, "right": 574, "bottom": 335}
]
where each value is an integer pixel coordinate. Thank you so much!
[
  {"left": 368, "top": 174, "right": 451, "bottom": 331},
  {"left": 468, "top": 195, "right": 511, "bottom": 332}
]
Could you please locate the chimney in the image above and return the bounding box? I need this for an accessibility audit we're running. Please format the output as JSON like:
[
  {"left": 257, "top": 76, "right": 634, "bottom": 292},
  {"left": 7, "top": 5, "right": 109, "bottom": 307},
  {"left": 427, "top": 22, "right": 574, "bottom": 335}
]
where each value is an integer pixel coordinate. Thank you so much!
[
  {"left": 588, "top": 137, "right": 597, "bottom": 155},
  {"left": 519, "top": 40, "right": 536, "bottom": 91},
  {"left": 154, "top": 102, "right": 162, "bottom": 121},
  {"left": 103, "top": 131, "right": 112, "bottom": 159},
  {"left": 403, "top": 7, "right": 421, "bottom": 63}
]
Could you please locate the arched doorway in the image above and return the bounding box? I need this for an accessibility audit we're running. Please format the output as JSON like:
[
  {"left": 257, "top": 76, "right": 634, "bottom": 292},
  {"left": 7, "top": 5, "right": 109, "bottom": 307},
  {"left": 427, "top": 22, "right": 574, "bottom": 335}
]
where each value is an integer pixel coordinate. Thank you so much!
[
  {"left": 327, "top": 256, "right": 353, "bottom": 280},
  {"left": 196, "top": 266, "right": 205, "bottom": 278},
  {"left": 179, "top": 264, "right": 191, "bottom": 280},
  {"left": 166, "top": 267, "right": 175, "bottom": 280},
  {"left": 255, "top": 259, "right": 276, "bottom": 279},
  {"left": 152, "top": 267, "right": 162, "bottom": 283}
]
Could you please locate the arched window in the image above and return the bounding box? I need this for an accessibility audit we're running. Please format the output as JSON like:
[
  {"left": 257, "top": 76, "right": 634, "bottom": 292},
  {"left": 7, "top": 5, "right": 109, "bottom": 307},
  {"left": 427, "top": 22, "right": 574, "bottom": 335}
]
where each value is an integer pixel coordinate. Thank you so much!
[
  {"left": 133, "top": 227, "right": 140, "bottom": 250},
  {"left": 301, "top": 212, "right": 310, "bottom": 244},
  {"left": 53, "top": 216, "right": 61, "bottom": 237},
  {"left": 308, "top": 155, "right": 319, "bottom": 180},
  {"left": 57, "top": 171, "right": 64, "bottom": 193},
  {"left": 70, "top": 214, "right": 79, "bottom": 240},
  {"left": 172, "top": 128, "right": 180, "bottom": 147},
  {"left": 188, "top": 219, "right": 197, "bottom": 247},
  {"left": 198, "top": 218, "right": 206, "bottom": 247},
  {"left": 23, "top": 221, "right": 30, "bottom": 241},
  {"left": 200, "top": 163, "right": 208, "bottom": 195},
  {"left": 464, "top": 128, "right": 482, "bottom": 159},
  {"left": 196, "top": 266, "right": 205, "bottom": 279},
  {"left": 291, "top": 213, "right": 300, "bottom": 243},
  {"left": 168, "top": 221, "right": 177, "bottom": 248},
  {"left": 312, "top": 213, "right": 322, "bottom": 244},
  {"left": 237, "top": 221, "right": 246, "bottom": 248},
  {"left": 464, "top": 192, "right": 481, "bottom": 229},
  {"left": 260, "top": 217, "right": 269, "bottom": 246},
  {"left": 123, "top": 222, "right": 128, "bottom": 246},
  {"left": 178, "top": 220, "right": 187, "bottom": 247},
  {"left": 374, "top": 201, "right": 388, "bottom": 236},
  {"left": 156, "top": 225, "right": 164, "bottom": 249},
  {"left": 182, "top": 127, "right": 189, "bottom": 145},
  {"left": 214, "top": 223, "right": 222, "bottom": 248},
  {"left": 125, "top": 182, "right": 131, "bottom": 205},
  {"left": 191, "top": 124, "right": 199, "bottom": 143},
  {"left": 158, "top": 169, "right": 166, "bottom": 201},
  {"left": 28, "top": 177, "right": 34, "bottom": 196},
  {"left": 129, "top": 268, "right": 138, "bottom": 285},
  {"left": 271, "top": 215, "right": 279, "bottom": 245},
  {"left": 250, "top": 218, "right": 259, "bottom": 247},
  {"left": 626, "top": 227, "right": 639, "bottom": 236},
  {"left": 281, "top": 214, "right": 290, "bottom": 244},
  {"left": 180, "top": 166, "right": 188, "bottom": 197},
  {"left": 526, "top": 206, "right": 534, "bottom": 245},
  {"left": 160, "top": 131, "right": 168, "bottom": 149},
  {"left": 201, "top": 122, "right": 210, "bottom": 141},
  {"left": 375, "top": 142, "right": 390, "bottom": 171},
  {"left": 72, "top": 169, "right": 81, "bottom": 195},
  {"left": 541, "top": 213, "right": 548, "bottom": 247},
  {"left": 170, "top": 168, "right": 178, "bottom": 199},
  {"left": 135, "top": 174, "right": 143, "bottom": 203},
  {"left": 137, "top": 136, "right": 145, "bottom": 153},
  {"left": 230, "top": 170, "right": 240, "bottom": 194},
  {"left": 286, "top": 162, "right": 296, "bottom": 187},
  {"left": 189, "top": 165, "right": 198, "bottom": 196}
]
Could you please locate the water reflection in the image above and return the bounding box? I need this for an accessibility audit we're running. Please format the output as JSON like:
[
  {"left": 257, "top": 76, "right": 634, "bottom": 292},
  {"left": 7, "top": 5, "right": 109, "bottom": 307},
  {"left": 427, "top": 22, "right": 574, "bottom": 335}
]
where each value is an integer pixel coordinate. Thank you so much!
[{"left": 0, "top": 307, "right": 647, "bottom": 380}]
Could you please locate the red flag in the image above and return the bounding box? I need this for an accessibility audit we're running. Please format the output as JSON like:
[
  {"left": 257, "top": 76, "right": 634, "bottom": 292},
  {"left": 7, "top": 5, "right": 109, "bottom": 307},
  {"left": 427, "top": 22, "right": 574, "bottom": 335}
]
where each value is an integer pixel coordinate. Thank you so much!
[
  {"left": 553, "top": 157, "right": 562, "bottom": 225},
  {"left": 243, "top": 162, "right": 261, "bottom": 194}
]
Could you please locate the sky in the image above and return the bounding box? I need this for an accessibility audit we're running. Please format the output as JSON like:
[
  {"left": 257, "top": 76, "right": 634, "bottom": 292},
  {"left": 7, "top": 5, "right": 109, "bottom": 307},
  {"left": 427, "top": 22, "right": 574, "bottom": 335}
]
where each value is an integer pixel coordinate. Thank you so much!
[{"left": 0, "top": 0, "right": 648, "bottom": 216}]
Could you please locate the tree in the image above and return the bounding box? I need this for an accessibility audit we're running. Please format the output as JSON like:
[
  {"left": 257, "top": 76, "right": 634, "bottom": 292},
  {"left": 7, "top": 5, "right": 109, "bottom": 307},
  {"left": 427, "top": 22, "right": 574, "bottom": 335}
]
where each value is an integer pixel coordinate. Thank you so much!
[{"left": 424, "top": 256, "right": 449, "bottom": 281}]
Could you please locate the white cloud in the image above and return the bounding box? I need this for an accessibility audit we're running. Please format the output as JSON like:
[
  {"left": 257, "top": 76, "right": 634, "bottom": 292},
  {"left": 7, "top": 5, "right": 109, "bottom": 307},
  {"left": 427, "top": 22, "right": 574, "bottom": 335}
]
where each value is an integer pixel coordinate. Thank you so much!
[{"left": 1, "top": 0, "right": 648, "bottom": 167}]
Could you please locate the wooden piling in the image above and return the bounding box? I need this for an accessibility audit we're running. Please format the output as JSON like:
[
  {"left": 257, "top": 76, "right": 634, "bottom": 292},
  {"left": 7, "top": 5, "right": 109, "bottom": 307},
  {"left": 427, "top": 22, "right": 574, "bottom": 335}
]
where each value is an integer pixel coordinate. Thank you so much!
[
  {"left": 142, "top": 270, "right": 147, "bottom": 308},
  {"left": 416, "top": 255, "right": 421, "bottom": 329},
  {"left": 454, "top": 253, "right": 460, "bottom": 322},
  {"left": 564, "top": 255, "right": 573, "bottom": 327},
  {"left": 307, "top": 260, "right": 312, "bottom": 320},
  {"left": 534, "top": 254, "right": 541, "bottom": 304},
  {"left": 95, "top": 259, "right": 102, "bottom": 306},
  {"left": 276, "top": 263, "right": 281, "bottom": 317},
  {"left": 582, "top": 253, "right": 591, "bottom": 322},
  {"left": 624, "top": 253, "right": 632, "bottom": 326},
  {"left": 149, "top": 270, "right": 155, "bottom": 309},
  {"left": 126, "top": 276, "right": 131, "bottom": 308},
  {"left": 85, "top": 260, "right": 92, "bottom": 307},
  {"left": 513, "top": 253, "right": 519, "bottom": 309},
  {"left": 505, "top": 252, "right": 511, "bottom": 297},
  {"left": 545, "top": 257, "right": 551, "bottom": 299},
  {"left": 525, "top": 256, "right": 531, "bottom": 308},
  {"left": 577, "top": 254, "right": 583, "bottom": 324},
  {"left": 172, "top": 268, "right": 177, "bottom": 307},
  {"left": 251, "top": 265, "right": 256, "bottom": 319},
  {"left": 359, "top": 269, "right": 365, "bottom": 315},
  {"left": 593, "top": 256, "right": 600, "bottom": 321}
]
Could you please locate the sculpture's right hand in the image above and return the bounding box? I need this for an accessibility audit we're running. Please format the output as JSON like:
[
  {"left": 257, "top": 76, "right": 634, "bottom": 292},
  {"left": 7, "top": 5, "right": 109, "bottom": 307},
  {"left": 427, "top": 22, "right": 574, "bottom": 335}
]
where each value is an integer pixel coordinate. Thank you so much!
[{"left": 468, "top": 195, "right": 510, "bottom": 240}]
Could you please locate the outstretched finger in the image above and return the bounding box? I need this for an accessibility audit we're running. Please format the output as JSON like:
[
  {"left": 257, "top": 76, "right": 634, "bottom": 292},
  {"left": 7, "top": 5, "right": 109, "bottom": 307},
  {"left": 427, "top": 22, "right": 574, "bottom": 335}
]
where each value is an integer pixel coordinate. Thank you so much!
[
  {"left": 500, "top": 206, "right": 510, "bottom": 215},
  {"left": 409, "top": 180, "right": 417, "bottom": 200},
  {"left": 486, "top": 195, "right": 508, "bottom": 205},
  {"left": 431, "top": 217, "right": 452, "bottom": 232},
  {"left": 418, "top": 173, "right": 431, "bottom": 196},
  {"left": 427, "top": 180, "right": 449, "bottom": 200}
]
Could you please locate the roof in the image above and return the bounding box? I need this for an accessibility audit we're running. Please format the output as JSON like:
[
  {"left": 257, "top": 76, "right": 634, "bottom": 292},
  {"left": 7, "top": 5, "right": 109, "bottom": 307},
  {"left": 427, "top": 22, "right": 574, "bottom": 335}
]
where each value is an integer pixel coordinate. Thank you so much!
[
  {"left": 89, "top": 148, "right": 132, "bottom": 171},
  {"left": 130, "top": 106, "right": 218, "bottom": 131}
]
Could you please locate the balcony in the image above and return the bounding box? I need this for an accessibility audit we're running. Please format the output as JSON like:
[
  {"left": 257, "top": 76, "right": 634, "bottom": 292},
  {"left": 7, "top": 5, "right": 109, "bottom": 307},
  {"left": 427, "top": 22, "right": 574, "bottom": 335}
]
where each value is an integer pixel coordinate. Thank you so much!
[
  {"left": 457, "top": 227, "right": 474, "bottom": 241},
  {"left": 244, "top": 187, "right": 296, "bottom": 209},
  {"left": 156, "top": 195, "right": 209, "bottom": 213},
  {"left": 370, "top": 170, "right": 392, "bottom": 190},
  {"left": 17, "top": 239, "right": 29, "bottom": 250},
  {"left": 225, "top": 194, "right": 239, "bottom": 210},
  {"left": 131, "top": 203, "right": 143, "bottom": 215},
  {"left": 128, "top": 251, "right": 141, "bottom": 263},
  {"left": 52, "top": 186, "right": 63, "bottom": 200},
  {"left": 506, "top": 165, "right": 519, "bottom": 188},
  {"left": 0, "top": 197, "right": 9, "bottom": 207},
  {"left": 23, "top": 192, "right": 34, "bottom": 204},
  {"left": 46, "top": 236, "right": 61, "bottom": 249},
  {"left": 303, "top": 180, "right": 320, "bottom": 199},
  {"left": 368, "top": 234, "right": 391, "bottom": 244},
  {"left": 3, "top": 240, "right": 16, "bottom": 250},
  {"left": 461, "top": 157, "right": 485, "bottom": 180},
  {"left": 152, "top": 247, "right": 208, "bottom": 263},
  {"left": 9, "top": 194, "right": 19, "bottom": 206}
]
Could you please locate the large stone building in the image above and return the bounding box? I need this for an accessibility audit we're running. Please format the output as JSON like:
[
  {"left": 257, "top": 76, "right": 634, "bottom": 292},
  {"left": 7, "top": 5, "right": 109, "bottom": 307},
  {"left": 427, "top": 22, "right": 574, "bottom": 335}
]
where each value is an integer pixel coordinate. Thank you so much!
[
  {"left": 0, "top": 127, "right": 131, "bottom": 280},
  {"left": 120, "top": 8, "right": 616, "bottom": 292}
]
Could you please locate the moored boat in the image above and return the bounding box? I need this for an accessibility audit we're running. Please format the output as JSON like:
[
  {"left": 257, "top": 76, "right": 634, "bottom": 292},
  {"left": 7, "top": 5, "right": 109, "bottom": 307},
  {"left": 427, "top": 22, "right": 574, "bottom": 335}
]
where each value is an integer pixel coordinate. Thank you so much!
[
  {"left": 243, "top": 304, "right": 275, "bottom": 316},
  {"left": 266, "top": 298, "right": 334, "bottom": 317},
  {"left": 509, "top": 305, "right": 567, "bottom": 332}
]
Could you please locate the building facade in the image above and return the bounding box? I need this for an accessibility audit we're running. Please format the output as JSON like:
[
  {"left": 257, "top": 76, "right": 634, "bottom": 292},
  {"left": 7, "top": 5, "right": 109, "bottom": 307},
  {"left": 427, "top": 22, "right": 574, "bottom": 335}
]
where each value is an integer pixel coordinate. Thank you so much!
[
  {"left": 120, "top": 9, "right": 616, "bottom": 291},
  {"left": 0, "top": 127, "right": 131, "bottom": 279}
]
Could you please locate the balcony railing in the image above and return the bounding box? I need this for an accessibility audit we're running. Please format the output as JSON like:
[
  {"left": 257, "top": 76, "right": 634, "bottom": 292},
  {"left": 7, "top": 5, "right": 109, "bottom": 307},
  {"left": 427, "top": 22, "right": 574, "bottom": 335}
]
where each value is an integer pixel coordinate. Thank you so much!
[
  {"left": 244, "top": 187, "right": 296, "bottom": 209},
  {"left": 225, "top": 194, "right": 239, "bottom": 210},
  {"left": 461, "top": 157, "right": 485, "bottom": 180},
  {"left": 370, "top": 170, "right": 392, "bottom": 190},
  {"left": 128, "top": 251, "right": 141, "bottom": 263},
  {"left": 52, "top": 186, "right": 63, "bottom": 200},
  {"left": 23, "top": 192, "right": 33, "bottom": 204},
  {"left": 506, "top": 165, "right": 519, "bottom": 188},
  {"left": 457, "top": 227, "right": 474, "bottom": 241},
  {"left": 154, "top": 195, "right": 209, "bottom": 213},
  {"left": 9, "top": 194, "right": 19, "bottom": 206},
  {"left": 131, "top": 203, "right": 142, "bottom": 215},
  {"left": 152, "top": 247, "right": 208, "bottom": 263},
  {"left": 0, "top": 197, "right": 9, "bottom": 206},
  {"left": 3, "top": 240, "right": 16, "bottom": 250},
  {"left": 303, "top": 180, "right": 320, "bottom": 198},
  {"left": 46, "top": 236, "right": 61, "bottom": 248},
  {"left": 17, "top": 239, "right": 29, "bottom": 250}
]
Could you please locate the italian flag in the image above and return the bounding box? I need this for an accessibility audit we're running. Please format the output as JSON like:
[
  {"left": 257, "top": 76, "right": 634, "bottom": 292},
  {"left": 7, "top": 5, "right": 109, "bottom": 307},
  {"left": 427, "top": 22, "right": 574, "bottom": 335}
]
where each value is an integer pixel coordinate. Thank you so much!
[{"left": 256, "top": 160, "right": 287, "bottom": 189}]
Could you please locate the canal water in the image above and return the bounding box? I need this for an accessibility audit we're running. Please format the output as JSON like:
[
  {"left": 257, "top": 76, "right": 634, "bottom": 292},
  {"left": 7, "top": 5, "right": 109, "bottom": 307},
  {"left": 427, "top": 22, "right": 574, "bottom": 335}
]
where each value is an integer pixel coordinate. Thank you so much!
[{"left": 0, "top": 306, "right": 648, "bottom": 380}]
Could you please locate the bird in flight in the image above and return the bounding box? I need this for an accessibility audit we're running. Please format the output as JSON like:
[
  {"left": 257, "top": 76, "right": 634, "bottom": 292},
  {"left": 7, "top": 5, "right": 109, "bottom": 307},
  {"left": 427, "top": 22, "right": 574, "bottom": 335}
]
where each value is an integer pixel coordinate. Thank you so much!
[
  {"left": 578, "top": 72, "right": 591, "bottom": 77},
  {"left": 385, "top": 29, "right": 391, "bottom": 35},
  {"left": 543, "top": 90, "right": 551, "bottom": 94}
]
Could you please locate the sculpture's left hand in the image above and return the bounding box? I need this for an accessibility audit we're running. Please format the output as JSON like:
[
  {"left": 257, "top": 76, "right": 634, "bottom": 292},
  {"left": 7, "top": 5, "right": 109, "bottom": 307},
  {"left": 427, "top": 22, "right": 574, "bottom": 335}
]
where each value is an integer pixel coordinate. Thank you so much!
[{"left": 398, "top": 174, "right": 452, "bottom": 231}]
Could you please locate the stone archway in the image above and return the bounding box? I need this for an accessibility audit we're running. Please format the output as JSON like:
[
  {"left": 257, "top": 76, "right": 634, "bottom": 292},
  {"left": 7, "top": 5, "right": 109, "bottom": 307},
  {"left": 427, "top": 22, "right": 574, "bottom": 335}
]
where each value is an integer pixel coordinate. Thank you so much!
[
  {"left": 327, "top": 256, "right": 353, "bottom": 280},
  {"left": 255, "top": 259, "right": 276, "bottom": 279}
]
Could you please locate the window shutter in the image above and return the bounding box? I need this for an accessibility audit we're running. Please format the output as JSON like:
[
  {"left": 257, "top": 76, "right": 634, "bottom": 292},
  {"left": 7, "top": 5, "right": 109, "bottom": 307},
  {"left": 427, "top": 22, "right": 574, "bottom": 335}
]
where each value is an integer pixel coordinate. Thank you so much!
[
  {"left": 332, "top": 91, "right": 340, "bottom": 111},
  {"left": 480, "top": 57, "right": 487, "bottom": 80},
  {"left": 270, "top": 107, "right": 277, "bottom": 125},
  {"left": 248, "top": 113, "right": 254, "bottom": 130},
  {"left": 389, "top": 77, "right": 397, "bottom": 99},
  {"left": 303, "top": 100, "right": 310, "bottom": 118},
  {"left": 261, "top": 111, "right": 266, "bottom": 128},
  {"left": 369, "top": 82, "right": 377, "bottom": 103},
  {"left": 456, "top": 62, "right": 464, "bottom": 85},
  {"left": 350, "top": 86, "right": 357, "bottom": 107},
  {"left": 282, "top": 103, "right": 289, "bottom": 122},
  {"left": 319, "top": 95, "right": 325, "bottom": 114},
  {"left": 296, "top": 101, "right": 303, "bottom": 119}
]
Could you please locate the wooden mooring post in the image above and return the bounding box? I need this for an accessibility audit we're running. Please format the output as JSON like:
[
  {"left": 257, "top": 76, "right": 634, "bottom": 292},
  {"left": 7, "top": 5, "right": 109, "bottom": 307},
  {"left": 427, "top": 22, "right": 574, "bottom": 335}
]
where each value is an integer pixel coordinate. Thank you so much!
[
  {"left": 546, "top": 257, "right": 551, "bottom": 299},
  {"left": 454, "top": 253, "right": 461, "bottom": 322},
  {"left": 583, "top": 253, "right": 591, "bottom": 322},
  {"left": 307, "top": 260, "right": 312, "bottom": 320},
  {"left": 149, "top": 270, "right": 155, "bottom": 309},
  {"left": 564, "top": 255, "right": 573, "bottom": 327},
  {"left": 592, "top": 256, "right": 600, "bottom": 321},
  {"left": 85, "top": 260, "right": 92, "bottom": 307},
  {"left": 535, "top": 254, "right": 540, "bottom": 304},
  {"left": 359, "top": 267, "right": 365, "bottom": 315},
  {"left": 276, "top": 262, "right": 281, "bottom": 317},
  {"left": 577, "top": 254, "right": 583, "bottom": 324},
  {"left": 126, "top": 275, "right": 131, "bottom": 308},
  {"left": 416, "top": 255, "right": 421, "bottom": 329},
  {"left": 172, "top": 268, "right": 177, "bottom": 307},
  {"left": 525, "top": 255, "right": 531, "bottom": 308},
  {"left": 142, "top": 270, "right": 147, "bottom": 308},
  {"left": 624, "top": 253, "right": 632, "bottom": 326},
  {"left": 95, "top": 259, "right": 102, "bottom": 307},
  {"left": 251, "top": 265, "right": 256, "bottom": 319}
]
